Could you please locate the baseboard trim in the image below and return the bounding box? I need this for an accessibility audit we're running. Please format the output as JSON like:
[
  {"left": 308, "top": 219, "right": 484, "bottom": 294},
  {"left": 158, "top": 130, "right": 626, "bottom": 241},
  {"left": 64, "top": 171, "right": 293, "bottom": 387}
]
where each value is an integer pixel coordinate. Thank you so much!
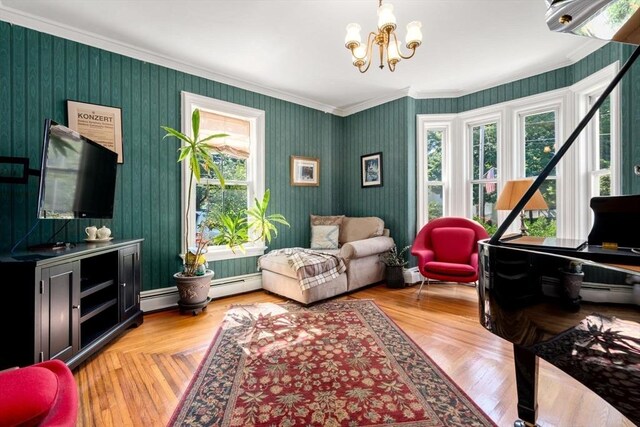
[{"left": 140, "top": 273, "right": 263, "bottom": 312}]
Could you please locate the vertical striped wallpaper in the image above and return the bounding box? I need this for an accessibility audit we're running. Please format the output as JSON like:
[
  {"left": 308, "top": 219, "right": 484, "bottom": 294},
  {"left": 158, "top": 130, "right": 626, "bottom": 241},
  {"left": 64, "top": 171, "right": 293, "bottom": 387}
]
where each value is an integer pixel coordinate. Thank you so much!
[
  {"left": 2, "top": 20, "right": 638, "bottom": 292},
  {"left": 0, "top": 21, "right": 334, "bottom": 290}
]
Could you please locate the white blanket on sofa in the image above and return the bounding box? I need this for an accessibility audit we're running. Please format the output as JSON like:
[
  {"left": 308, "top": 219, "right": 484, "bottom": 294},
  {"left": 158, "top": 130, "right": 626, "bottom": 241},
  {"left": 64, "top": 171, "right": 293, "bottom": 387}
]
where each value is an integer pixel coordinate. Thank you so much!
[{"left": 259, "top": 247, "right": 346, "bottom": 291}]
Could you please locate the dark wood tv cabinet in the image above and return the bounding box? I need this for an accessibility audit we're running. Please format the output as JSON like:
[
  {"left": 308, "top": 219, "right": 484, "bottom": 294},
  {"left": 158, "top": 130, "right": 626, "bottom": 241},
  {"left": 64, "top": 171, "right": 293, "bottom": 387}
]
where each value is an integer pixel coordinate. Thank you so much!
[{"left": 0, "top": 238, "right": 144, "bottom": 370}]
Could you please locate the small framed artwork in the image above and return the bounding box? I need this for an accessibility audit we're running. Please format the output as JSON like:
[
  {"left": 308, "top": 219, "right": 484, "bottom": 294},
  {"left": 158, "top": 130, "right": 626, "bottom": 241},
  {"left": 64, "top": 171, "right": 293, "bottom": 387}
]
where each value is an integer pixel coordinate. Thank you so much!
[
  {"left": 67, "top": 100, "right": 124, "bottom": 163},
  {"left": 361, "top": 152, "right": 383, "bottom": 187},
  {"left": 290, "top": 156, "right": 320, "bottom": 186}
]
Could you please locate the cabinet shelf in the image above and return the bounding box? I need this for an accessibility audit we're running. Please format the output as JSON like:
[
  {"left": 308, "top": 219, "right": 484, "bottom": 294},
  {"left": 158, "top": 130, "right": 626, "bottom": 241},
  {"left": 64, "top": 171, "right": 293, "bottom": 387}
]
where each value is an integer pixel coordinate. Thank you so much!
[
  {"left": 80, "top": 299, "right": 117, "bottom": 323},
  {"left": 80, "top": 279, "right": 115, "bottom": 298}
]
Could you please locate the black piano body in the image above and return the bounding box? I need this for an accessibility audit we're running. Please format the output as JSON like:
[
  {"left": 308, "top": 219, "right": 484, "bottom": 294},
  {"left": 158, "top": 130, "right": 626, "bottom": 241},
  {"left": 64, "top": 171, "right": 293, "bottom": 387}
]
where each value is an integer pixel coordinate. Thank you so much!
[
  {"left": 479, "top": 2, "right": 640, "bottom": 425},
  {"left": 478, "top": 194, "right": 640, "bottom": 425}
]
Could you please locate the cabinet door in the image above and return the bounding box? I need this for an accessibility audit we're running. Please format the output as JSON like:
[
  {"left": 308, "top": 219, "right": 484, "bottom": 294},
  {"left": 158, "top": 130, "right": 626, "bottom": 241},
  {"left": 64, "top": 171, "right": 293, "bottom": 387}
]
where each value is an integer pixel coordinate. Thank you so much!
[
  {"left": 119, "top": 244, "right": 140, "bottom": 322},
  {"left": 41, "top": 261, "right": 80, "bottom": 362}
]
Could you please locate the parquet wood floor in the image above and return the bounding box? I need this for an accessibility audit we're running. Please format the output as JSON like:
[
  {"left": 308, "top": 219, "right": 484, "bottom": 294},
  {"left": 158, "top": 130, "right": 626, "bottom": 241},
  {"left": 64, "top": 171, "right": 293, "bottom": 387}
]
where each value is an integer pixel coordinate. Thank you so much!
[{"left": 73, "top": 283, "right": 633, "bottom": 426}]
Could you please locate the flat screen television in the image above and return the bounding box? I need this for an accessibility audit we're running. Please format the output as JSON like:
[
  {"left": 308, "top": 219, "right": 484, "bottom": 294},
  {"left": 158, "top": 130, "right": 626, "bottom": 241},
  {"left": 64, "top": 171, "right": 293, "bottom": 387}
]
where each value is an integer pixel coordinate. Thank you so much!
[{"left": 37, "top": 119, "right": 118, "bottom": 219}]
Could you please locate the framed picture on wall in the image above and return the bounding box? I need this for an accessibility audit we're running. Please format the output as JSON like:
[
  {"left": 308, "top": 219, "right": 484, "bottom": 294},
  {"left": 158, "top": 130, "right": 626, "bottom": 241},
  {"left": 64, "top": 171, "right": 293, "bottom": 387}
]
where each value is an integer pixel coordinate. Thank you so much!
[
  {"left": 290, "top": 156, "right": 320, "bottom": 186},
  {"left": 67, "top": 100, "right": 124, "bottom": 163},
  {"left": 361, "top": 152, "right": 383, "bottom": 187}
]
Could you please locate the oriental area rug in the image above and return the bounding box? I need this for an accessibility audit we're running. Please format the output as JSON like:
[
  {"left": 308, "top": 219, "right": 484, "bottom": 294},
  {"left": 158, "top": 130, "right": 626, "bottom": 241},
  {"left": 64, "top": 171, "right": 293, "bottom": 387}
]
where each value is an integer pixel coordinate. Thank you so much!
[{"left": 168, "top": 299, "right": 495, "bottom": 427}]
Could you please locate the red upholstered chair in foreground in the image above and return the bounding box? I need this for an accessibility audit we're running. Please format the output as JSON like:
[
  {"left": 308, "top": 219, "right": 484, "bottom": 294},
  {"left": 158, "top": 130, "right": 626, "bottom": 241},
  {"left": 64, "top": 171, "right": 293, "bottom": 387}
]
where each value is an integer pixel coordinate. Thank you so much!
[
  {"left": 411, "top": 217, "right": 489, "bottom": 298},
  {"left": 0, "top": 359, "right": 78, "bottom": 427}
]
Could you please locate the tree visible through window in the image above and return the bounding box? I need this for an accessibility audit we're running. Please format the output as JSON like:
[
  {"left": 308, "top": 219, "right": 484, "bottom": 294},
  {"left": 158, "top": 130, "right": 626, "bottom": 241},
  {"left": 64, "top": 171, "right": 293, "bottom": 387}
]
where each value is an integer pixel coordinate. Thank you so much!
[
  {"left": 470, "top": 122, "right": 498, "bottom": 233},
  {"left": 523, "top": 111, "right": 556, "bottom": 237},
  {"left": 195, "top": 110, "right": 252, "bottom": 244},
  {"left": 425, "top": 128, "right": 444, "bottom": 220}
]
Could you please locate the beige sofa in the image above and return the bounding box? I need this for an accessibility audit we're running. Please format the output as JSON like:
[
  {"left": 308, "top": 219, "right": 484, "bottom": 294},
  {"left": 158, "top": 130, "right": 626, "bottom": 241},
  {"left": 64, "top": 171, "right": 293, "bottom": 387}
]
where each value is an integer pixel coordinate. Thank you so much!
[{"left": 259, "top": 216, "right": 395, "bottom": 304}]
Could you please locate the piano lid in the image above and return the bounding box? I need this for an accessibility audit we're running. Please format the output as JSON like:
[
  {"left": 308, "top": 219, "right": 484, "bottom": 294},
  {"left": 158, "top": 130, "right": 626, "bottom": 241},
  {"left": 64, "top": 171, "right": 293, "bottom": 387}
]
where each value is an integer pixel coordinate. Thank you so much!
[
  {"left": 546, "top": 0, "right": 640, "bottom": 44},
  {"left": 490, "top": 0, "right": 640, "bottom": 244}
]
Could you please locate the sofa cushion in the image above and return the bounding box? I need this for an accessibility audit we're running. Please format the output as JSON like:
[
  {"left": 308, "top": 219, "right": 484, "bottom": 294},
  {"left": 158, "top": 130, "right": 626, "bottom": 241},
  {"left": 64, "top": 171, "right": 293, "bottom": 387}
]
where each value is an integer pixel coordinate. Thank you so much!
[
  {"left": 431, "top": 227, "right": 475, "bottom": 264},
  {"left": 311, "top": 225, "right": 339, "bottom": 249},
  {"left": 339, "top": 217, "right": 384, "bottom": 245}
]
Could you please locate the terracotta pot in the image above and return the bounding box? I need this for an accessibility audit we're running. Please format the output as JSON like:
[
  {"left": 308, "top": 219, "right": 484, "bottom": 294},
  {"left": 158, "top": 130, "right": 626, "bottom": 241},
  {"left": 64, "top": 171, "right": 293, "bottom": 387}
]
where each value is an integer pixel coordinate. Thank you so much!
[{"left": 174, "top": 270, "right": 214, "bottom": 305}]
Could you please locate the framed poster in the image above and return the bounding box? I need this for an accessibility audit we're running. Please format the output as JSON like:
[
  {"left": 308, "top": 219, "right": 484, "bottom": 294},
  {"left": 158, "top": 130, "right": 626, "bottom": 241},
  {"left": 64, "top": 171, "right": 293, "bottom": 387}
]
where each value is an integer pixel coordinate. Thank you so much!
[
  {"left": 361, "top": 152, "right": 383, "bottom": 187},
  {"left": 67, "top": 100, "right": 124, "bottom": 163},
  {"left": 290, "top": 156, "right": 320, "bottom": 186}
]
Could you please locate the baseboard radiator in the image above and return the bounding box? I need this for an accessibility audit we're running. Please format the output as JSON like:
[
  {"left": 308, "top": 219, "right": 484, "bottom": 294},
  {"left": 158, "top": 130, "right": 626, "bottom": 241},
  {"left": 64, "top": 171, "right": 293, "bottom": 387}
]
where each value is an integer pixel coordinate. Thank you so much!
[
  {"left": 541, "top": 276, "right": 634, "bottom": 304},
  {"left": 140, "top": 273, "right": 263, "bottom": 312}
]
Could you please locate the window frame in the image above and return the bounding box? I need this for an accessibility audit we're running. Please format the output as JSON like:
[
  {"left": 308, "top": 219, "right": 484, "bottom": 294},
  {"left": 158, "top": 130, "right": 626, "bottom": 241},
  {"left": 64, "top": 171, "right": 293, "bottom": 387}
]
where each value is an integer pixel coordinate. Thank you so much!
[
  {"left": 466, "top": 116, "right": 501, "bottom": 227},
  {"left": 416, "top": 114, "right": 456, "bottom": 228},
  {"left": 415, "top": 64, "right": 620, "bottom": 241},
  {"left": 180, "top": 91, "right": 265, "bottom": 261}
]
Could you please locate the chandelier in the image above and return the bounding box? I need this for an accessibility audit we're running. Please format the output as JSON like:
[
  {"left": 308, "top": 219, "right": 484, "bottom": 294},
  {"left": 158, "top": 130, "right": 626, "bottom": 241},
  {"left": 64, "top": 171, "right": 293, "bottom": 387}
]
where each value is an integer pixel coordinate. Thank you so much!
[{"left": 344, "top": 0, "right": 423, "bottom": 73}]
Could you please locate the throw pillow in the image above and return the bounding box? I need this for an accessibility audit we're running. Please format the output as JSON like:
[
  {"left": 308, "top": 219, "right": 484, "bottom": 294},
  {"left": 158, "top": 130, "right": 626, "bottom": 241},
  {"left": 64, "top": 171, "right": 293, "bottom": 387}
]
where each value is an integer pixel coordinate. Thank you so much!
[
  {"left": 310, "top": 214, "right": 345, "bottom": 227},
  {"left": 310, "top": 225, "right": 340, "bottom": 249}
]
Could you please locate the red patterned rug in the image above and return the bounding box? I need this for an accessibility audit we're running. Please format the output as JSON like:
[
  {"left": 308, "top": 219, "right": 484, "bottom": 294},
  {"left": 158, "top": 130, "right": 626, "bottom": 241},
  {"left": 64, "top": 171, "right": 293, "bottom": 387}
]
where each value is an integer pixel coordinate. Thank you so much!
[{"left": 168, "top": 299, "right": 495, "bottom": 426}]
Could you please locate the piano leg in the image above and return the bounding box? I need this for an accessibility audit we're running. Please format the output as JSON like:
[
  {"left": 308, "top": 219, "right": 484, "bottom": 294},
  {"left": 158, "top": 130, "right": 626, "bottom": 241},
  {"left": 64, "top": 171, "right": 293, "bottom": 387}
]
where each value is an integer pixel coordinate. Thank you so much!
[{"left": 513, "top": 344, "right": 539, "bottom": 427}]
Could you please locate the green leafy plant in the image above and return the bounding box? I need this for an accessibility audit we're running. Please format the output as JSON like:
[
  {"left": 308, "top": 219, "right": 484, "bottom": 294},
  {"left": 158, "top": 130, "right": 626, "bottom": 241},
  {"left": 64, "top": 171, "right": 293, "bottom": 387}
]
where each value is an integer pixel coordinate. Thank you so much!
[
  {"left": 380, "top": 245, "right": 411, "bottom": 267},
  {"left": 211, "top": 189, "right": 290, "bottom": 253},
  {"left": 161, "top": 108, "right": 227, "bottom": 276}
]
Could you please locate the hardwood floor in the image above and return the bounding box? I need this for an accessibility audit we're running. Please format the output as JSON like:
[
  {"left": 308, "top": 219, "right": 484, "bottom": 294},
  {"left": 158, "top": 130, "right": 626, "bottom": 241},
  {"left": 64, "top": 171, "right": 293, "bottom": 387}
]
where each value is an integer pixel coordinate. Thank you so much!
[{"left": 73, "top": 283, "right": 633, "bottom": 427}]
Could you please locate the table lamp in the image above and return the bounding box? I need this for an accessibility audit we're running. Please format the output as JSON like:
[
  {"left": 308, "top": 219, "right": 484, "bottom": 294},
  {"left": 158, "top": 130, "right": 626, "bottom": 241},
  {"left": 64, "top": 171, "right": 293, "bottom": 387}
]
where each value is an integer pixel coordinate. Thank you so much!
[{"left": 495, "top": 178, "right": 549, "bottom": 236}]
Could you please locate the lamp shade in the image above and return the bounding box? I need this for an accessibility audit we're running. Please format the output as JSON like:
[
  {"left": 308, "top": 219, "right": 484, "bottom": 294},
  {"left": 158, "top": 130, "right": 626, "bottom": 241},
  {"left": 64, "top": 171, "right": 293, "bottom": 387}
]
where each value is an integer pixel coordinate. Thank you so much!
[
  {"left": 405, "top": 21, "right": 423, "bottom": 46},
  {"left": 345, "top": 23, "right": 362, "bottom": 47},
  {"left": 495, "top": 179, "right": 549, "bottom": 211},
  {"left": 377, "top": 3, "right": 396, "bottom": 30}
]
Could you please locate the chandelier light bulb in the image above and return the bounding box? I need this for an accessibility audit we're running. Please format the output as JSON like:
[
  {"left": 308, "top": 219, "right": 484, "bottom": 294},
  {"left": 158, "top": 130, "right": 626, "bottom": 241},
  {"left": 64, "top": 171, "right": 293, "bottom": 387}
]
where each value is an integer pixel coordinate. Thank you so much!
[
  {"left": 405, "top": 21, "right": 423, "bottom": 47},
  {"left": 377, "top": 3, "right": 396, "bottom": 30},
  {"left": 388, "top": 40, "right": 401, "bottom": 63},
  {"left": 345, "top": 23, "right": 362, "bottom": 48},
  {"left": 352, "top": 44, "right": 367, "bottom": 65}
]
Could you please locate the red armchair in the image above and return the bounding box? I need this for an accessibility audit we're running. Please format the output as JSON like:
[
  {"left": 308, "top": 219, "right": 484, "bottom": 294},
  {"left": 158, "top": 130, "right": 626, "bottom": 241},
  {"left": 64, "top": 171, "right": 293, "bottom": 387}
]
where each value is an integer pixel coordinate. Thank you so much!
[
  {"left": 0, "top": 359, "right": 78, "bottom": 426},
  {"left": 411, "top": 217, "right": 489, "bottom": 297}
]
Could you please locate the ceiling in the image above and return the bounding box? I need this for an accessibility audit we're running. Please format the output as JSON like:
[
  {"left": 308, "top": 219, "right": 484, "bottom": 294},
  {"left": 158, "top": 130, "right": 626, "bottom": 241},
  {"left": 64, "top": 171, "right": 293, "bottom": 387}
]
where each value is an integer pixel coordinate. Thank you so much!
[{"left": 0, "top": 0, "right": 605, "bottom": 115}]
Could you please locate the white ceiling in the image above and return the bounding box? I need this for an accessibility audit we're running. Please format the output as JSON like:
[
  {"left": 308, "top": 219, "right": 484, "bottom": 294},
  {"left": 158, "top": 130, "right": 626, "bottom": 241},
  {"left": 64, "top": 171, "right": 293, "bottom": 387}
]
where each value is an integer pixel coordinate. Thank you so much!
[{"left": 0, "top": 0, "right": 606, "bottom": 115}]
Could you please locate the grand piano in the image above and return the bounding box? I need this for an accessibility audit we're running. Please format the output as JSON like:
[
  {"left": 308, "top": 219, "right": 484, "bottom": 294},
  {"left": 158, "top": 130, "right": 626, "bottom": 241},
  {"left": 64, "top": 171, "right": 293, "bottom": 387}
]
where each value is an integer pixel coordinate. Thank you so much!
[{"left": 478, "top": 1, "right": 640, "bottom": 426}]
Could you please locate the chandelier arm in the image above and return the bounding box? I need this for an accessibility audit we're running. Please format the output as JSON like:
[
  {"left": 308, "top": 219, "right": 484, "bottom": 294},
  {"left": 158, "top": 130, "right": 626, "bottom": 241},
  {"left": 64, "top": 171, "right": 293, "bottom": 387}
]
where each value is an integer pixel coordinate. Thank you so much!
[
  {"left": 398, "top": 46, "right": 417, "bottom": 60},
  {"left": 390, "top": 31, "right": 418, "bottom": 60},
  {"left": 358, "top": 61, "right": 372, "bottom": 73},
  {"left": 351, "top": 32, "right": 378, "bottom": 61}
]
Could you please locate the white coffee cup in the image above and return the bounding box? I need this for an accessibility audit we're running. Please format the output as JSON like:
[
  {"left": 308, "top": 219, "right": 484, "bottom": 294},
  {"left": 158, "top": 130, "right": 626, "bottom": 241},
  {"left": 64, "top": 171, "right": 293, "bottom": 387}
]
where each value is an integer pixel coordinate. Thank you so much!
[{"left": 85, "top": 226, "right": 98, "bottom": 240}]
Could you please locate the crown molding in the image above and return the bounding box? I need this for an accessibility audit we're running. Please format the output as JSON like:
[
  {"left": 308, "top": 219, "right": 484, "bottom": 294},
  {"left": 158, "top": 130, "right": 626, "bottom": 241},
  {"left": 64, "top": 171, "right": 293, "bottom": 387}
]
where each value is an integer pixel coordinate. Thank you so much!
[
  {"left": 0, "top": 3, "right": 340, "bottom": 115},
  {"left": 334, "top": 87, "right": 415, "bottom": 117}
]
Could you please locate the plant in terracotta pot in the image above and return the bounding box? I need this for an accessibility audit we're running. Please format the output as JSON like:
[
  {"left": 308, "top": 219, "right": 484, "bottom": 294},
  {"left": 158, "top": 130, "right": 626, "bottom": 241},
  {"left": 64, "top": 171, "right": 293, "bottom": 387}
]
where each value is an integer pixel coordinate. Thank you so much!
[
  {"left": 380, "top": 245, "right": 410, "bottom": 289},
  {"left": 161, "top": 108, "right": 227, "bottom": 312}
]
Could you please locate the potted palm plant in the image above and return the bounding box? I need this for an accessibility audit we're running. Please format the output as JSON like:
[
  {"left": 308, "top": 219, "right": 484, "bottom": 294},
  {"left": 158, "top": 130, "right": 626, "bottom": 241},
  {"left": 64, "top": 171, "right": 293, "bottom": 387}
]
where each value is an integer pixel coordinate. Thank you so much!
[
  {"left": 161, "top": 108, "right": 227, "bottom": 312},
  {"left": 380, "top": 245, "right": 410, "bottom": 288},
  {"left": 162, "top": 108, "right": 290, "bottom": 313}
]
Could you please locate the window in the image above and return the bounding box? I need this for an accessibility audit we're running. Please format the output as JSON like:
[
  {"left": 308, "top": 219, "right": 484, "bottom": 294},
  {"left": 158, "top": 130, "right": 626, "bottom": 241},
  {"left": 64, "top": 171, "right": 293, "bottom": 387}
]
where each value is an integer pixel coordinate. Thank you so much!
[
  {"left": 521, "top": 110, "right": 557, "bottom": 237},
  {"left": 417, "top": 116, "right": 454, "bottom": 227},
  {"left": 425, "top": 128, "right": 445, "bottom": 221},
  {"left": 181, "top": 92, "right": 265, "bottom": 261},
  {"left": 469, "top": 122, "right": 498, "bottom": 230},
  {"left": 416, "top": 63, "right": 619, "bottom": 241},
  {"left": 590, "top": 95, "right": 612, "bottom": 197}
]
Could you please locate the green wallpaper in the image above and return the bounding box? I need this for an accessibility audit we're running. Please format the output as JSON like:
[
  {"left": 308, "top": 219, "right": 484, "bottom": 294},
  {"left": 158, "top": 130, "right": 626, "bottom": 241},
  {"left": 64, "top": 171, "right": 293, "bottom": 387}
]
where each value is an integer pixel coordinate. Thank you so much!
[
  {"left": 2, "top": 20, "right": 638, "bottom": 293},
  {"left": 0, "top": 21, "right": 335, "bottom": 290}
]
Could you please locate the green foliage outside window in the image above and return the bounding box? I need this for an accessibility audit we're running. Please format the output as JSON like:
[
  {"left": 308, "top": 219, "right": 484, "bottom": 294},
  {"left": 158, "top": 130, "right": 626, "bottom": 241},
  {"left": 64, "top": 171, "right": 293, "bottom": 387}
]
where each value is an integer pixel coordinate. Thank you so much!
[{"left": 526, "top": 217, "right": 557, "bottom": 237}]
